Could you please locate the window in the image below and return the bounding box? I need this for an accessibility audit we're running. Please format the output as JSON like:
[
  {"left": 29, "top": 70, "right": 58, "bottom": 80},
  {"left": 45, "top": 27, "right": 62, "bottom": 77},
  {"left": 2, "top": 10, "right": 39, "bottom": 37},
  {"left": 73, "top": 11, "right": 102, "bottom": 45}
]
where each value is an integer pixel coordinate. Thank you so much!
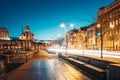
[
  {"left": 116, "top": 30, "right": 118, "bottom": 35},
  {"left": 110, "top": 31, "right": 112, "bottom": 36},
  {"left": 119, "top": 29, "right": 120, "bottom": 34},
  {"left": 116, "top": 19, "right": 118, "bottom": 25},
  {"left": 109, "top": 22, "right": 113, "bottom": 27},
  {"left": 110, "top": 13, "right": 112, "bottom": 19},
  {"left": 119, "top": 18, "right": 120, "bottom": 24},
  {"left": 113, "top": 21, "right": 115, "bottom": 26}
]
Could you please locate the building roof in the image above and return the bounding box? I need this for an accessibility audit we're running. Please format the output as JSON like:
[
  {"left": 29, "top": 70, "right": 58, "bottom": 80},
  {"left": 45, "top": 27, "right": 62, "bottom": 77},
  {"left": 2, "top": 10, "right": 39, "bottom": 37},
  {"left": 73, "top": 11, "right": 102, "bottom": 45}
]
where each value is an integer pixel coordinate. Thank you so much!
[
  {"left": 86, "top": 22, "right": 97, "bottom": 29},
  {"left": 0, "top": 40, "right": 10, "bottom": 43},
  {"left": 68, "top": 28, "right": 78, "bottom": 33},
  {"left": 80, "top": 26, "right": 88, "bottom": 30},
  {"left": 0, "top": 27, "right": 8, "bottom": 30},
  {"left": 79, "top": 22, "right": 97, "bottom": 31}
]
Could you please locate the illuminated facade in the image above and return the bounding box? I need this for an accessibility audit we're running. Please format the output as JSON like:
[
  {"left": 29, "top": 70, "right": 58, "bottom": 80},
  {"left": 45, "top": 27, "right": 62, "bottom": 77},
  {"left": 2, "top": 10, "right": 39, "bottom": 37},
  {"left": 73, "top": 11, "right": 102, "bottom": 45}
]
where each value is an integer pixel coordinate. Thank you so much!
[
  {"left": 19, "top": 25, "right": 34, "bottom": 41},
  {"left": 97, "top": 0, "right": 120, "bottom": 50},
  {"left": 0, "top": 39, "right": 18, "bottom": 54},
  {"left": 0, "top": 28, "right": 10, "bottom": 40},
  {"left": 0, "top": 25, "right": 44, "bottom": 54},
  {"left": 77, "top": 27, "right": 87, "bottom": 49},
  {"left": 68, "top": 29, "right": 78, "bottom": 49},
  {"left": 87, "top": 23, "right": 97, "bottom": 49},
  {"left": 19, "top": 25, "right": 34, "bottom": 51},
  {"left": 0, "top": 28, "right": 12, "bottom": 53}
]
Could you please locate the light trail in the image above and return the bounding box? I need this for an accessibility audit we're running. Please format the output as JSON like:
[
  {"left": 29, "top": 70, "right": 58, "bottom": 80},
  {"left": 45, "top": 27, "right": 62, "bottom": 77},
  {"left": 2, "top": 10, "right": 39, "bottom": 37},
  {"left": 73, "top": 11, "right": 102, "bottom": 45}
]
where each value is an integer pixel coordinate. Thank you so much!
[{"left": 47, "top": 48, "right": 120, "bottom": 59}]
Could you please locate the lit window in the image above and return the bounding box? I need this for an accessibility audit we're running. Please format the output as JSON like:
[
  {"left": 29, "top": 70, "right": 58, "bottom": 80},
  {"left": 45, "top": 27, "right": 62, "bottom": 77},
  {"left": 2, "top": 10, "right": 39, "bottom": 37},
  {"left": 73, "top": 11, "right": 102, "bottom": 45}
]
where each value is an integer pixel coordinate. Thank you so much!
[
  {"left": 117, "top": 29, "right": 119, "bottom": 34},
  {"left": 109, "top": 22, "right": 112, "bottom": 27},
  {"left": 116, "top": 30, "right": 118, "bottom": 35},
  {"left": 110, "top": 13, "right": 112, "bottom": 19},
  {"left": 119, "top": 18, "right": 120, "bottom": 24},
  {"left": 113, "top": 21, "right": 115, "bottom": 26},
  {"left": 116, "top": 20, "right": 118, "bottom": 25},
  {"left": 110, "top": 31, "right": 112, "bottom": 36},
  {"left": 104, "top": 34, "right": 106, "bottom": 37}
]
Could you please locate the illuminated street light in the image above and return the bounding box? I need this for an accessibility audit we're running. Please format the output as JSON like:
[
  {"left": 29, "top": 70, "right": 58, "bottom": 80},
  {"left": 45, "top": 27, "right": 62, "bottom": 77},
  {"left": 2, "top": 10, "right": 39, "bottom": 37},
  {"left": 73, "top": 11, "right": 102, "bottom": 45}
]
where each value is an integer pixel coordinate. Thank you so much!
[
  {"left": 97, "top": 23, "right": 114, "bottom": 59},
  {"left": 60, "top": 22, "right": 66, "bottom": 28},
  {"left": 97, "top": 24, "right": 101, "bottom": 28},
  {"left": 70, "top": 24, "right": 74, "bottom": 28},
  {"left": 60, "top": 22, "right": 74, "bottom": 55}
]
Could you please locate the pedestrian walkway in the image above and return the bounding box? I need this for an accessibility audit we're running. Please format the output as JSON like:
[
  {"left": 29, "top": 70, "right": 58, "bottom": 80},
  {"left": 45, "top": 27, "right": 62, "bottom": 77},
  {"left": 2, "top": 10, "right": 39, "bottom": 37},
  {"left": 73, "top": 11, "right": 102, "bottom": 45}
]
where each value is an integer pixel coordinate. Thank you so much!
[
  {"left": 23, "top": 59, "right": 91, "bottom": 80},
  {"left": 0, "top": 51, "right": 91, "bottom": 80}
]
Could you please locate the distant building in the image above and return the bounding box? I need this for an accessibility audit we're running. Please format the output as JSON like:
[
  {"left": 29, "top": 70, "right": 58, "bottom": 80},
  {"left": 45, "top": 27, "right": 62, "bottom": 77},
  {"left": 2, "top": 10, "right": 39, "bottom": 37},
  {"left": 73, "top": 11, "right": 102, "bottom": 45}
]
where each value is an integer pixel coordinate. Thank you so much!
[
  {"left": 19, "top": 25, "right": 34, "bottom": 51},
  {"left": 77, "top": 27, "right": 87, "bottom": 49},
  {"left": 0, "top": 28, "right": 11, "bottom": 53},
  {"left": 0, "top": 28, "right": 10, "bottom": 40},
  {"left": 0, "top": 39, "right": 18, "bottom": 54},
  {"left": 68, "top": 29, "right": 78, "bottom": 49},
  {"left": 87, "top": 23, "right": 97, "bottom": 49},
  {"left": 19, "top": 25, "right": 34, "bottom": 41}
]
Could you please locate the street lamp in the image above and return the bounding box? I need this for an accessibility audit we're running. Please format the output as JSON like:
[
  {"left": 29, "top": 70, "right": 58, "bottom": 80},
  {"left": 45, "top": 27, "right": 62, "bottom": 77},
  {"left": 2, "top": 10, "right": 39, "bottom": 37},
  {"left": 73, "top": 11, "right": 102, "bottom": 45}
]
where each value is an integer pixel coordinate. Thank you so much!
[
  {"left": 97, "top": 23, "right": 114, "bottom": 59},
  {"left": 60, "top": 22, "right": 74, "bottom": 55}
]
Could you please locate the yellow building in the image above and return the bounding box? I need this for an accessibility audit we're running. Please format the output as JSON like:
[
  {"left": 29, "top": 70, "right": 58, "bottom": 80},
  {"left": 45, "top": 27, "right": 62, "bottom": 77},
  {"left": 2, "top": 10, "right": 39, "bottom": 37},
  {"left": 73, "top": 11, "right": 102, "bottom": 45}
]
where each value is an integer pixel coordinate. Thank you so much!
[
  {"left": 67, "top": 29, "right": 78, "bottom": 49},
  {"left": 77, "top": 27, "right": 87, "bottom": 49},
  {"left": 87, "top": 23, "right": 97, "bottom": 49},
  {"left": 97, "top": 0, "right": 120, "bottom": 50}
]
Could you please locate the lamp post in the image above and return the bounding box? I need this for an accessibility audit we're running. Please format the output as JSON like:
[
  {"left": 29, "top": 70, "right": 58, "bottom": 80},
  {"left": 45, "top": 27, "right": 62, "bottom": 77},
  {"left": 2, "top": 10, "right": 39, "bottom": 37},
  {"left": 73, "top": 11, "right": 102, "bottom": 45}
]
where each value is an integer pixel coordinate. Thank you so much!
[
  {"left": 97, "top": 23, "right": 114, "bottom": 59},
  {"left": 60, "top": 22, "right": 74, "bottom": 55}
]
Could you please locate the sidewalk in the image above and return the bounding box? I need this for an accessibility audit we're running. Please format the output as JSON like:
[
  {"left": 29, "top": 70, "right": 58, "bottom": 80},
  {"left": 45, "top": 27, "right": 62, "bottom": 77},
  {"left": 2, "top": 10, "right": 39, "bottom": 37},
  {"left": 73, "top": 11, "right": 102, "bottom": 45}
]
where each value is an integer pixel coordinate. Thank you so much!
[{"left": 0, "top": 50, "right": 91, "bottom": 80}]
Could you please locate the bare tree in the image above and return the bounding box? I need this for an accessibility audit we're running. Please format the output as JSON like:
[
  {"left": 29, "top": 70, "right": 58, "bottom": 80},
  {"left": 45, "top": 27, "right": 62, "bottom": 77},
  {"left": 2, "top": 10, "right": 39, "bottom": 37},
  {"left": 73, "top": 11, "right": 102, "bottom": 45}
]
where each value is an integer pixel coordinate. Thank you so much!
[{"left": 106, "top": 29, "right": 120, "bottom": 50}]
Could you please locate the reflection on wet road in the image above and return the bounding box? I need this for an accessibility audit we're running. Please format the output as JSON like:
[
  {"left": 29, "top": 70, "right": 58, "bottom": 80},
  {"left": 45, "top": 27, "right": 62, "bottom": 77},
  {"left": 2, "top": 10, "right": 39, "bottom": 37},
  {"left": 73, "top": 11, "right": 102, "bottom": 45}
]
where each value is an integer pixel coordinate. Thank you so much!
[{"left": 23, "top": 58, "right": 91, "bottom": 80}]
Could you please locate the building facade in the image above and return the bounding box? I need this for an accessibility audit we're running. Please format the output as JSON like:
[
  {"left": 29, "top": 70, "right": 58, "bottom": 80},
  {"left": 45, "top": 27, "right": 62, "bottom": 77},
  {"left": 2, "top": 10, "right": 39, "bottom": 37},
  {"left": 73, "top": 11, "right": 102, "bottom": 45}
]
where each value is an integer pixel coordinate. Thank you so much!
[
  {"left": 19, "top": 25, "right": 35, "bottom": 51},
  {"left": 87, "top": 23, "right": 97, "bottom": 49},
  {"left": 19, "top": 25, "right": 34, "bottom": 41},
  {"left": 0, "top": 28, "right": 12, "bottom": 53},
  {"left": 77, "top": 27, "right": 87, "bottom": 49},
  {"left": 0, "top": 25, "right": 46, "bottom": 54},
  {"left": 97, "top": 0, "right": 120, "bottom": 50},
  {"left": 0, "top": 28, "right": 10, "bottom": 40},
  {"left": 68, "top": 29, "right": 78, "bottom": 49}
]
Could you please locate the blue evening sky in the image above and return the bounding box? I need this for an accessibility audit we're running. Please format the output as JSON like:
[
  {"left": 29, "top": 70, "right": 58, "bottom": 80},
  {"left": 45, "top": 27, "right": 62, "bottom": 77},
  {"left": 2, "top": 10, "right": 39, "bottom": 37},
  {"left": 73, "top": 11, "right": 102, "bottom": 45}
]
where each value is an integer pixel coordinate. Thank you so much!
[{"left": 0, "top": 0, "right": 114, "bottom": 40}]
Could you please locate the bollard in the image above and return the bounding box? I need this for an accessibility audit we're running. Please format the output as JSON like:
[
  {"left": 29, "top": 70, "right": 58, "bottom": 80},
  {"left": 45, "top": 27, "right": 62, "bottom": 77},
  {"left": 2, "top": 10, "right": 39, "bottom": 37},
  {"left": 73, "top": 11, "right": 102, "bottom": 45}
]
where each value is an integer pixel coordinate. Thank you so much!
[{"left": 106, "top": 66, "right": 109, "bottom": 80}]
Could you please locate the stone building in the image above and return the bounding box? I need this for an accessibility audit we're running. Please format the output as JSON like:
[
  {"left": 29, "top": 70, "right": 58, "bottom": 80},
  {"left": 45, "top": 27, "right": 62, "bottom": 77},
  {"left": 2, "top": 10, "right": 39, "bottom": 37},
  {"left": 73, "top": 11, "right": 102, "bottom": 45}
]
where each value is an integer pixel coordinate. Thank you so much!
[
  {"left": 0, "top": 28, "right": 10, "bottom": 40},
  {"left": 19, "top": 25, "right": 34, "bottom": 51},
  {"left": 0, "top": 28, "right": 12, "bottom": 53},
  {"left": 97, "top": 0, "right": 120, "bottom": 50},
  {"left": 87, "top": 23, "right": 97, "bottom": 49},
  {"left": 19, "top": 25, "right": 34, "bottom": 41},
  {"left": 77, "top": 27, "right": 87, "bottom": 49},
  {"left": 67, "top": 29, "right": 78, "bottom": 49}
]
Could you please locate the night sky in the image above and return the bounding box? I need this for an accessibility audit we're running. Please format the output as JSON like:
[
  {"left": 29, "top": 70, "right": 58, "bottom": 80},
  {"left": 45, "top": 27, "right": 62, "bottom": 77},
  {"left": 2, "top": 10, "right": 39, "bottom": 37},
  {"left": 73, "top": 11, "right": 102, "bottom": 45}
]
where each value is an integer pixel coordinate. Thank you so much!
[{"left": 0, "top": 0, "right": 114, "bottom": 40}]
